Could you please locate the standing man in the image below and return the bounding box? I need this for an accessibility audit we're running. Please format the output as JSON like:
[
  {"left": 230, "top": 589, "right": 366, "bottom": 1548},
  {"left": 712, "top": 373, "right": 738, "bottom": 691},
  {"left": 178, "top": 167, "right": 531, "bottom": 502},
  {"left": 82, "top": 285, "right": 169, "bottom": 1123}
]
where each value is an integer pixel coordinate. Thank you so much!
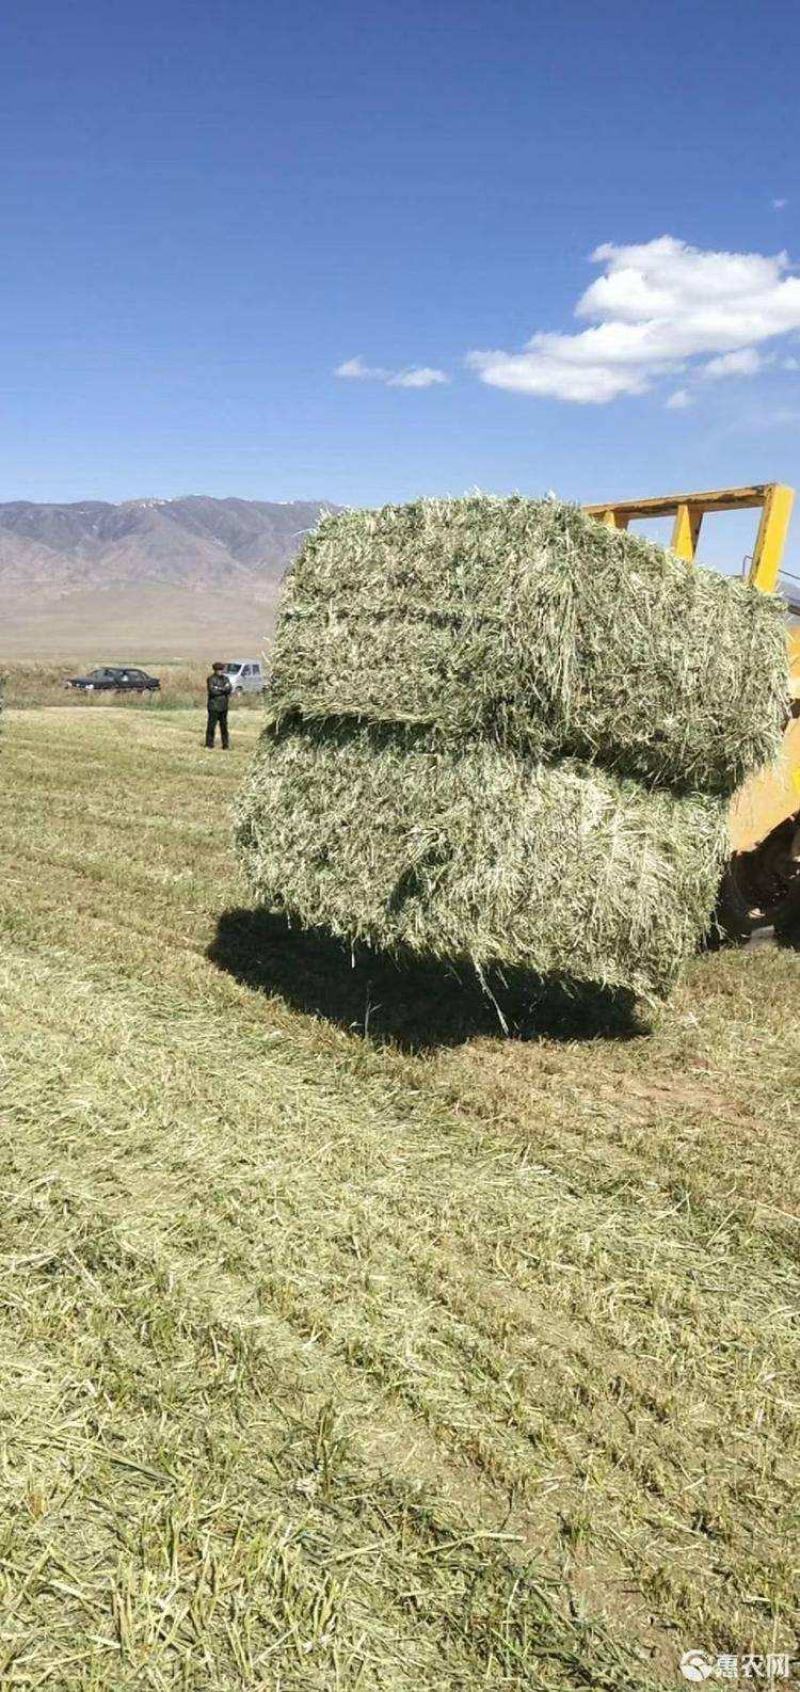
[{"left": 206, "top": 661, "right": 232, "bottom": 749}]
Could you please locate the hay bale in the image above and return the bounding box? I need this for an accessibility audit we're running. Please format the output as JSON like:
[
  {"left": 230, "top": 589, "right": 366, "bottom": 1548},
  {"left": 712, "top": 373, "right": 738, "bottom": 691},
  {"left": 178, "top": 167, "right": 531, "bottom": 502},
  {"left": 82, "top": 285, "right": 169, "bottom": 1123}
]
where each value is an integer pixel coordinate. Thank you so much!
[
  {"left": 238, "top": 496, "right": 788, "bottom": 998},
  {"left": 269, "top": 497, "right": 788, "bottom": 796},
  {"left": 235, "top": 719, "right": 728, "bottom": 999}
]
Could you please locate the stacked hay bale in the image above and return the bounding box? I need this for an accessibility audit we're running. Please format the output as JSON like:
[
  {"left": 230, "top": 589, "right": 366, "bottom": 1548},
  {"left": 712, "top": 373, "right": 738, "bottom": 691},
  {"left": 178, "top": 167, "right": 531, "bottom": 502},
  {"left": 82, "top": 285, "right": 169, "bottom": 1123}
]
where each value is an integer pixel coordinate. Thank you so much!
[{"left": 235, "top": 497, "right": 788, "bottom": 998}]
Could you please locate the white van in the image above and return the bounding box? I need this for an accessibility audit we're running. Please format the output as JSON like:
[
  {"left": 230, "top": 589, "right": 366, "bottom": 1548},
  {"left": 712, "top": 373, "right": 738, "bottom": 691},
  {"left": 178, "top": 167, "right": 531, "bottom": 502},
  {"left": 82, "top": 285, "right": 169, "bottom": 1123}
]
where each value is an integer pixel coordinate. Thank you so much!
[{"left": 222, "top": 660, "right": 264, "bottom": 695}]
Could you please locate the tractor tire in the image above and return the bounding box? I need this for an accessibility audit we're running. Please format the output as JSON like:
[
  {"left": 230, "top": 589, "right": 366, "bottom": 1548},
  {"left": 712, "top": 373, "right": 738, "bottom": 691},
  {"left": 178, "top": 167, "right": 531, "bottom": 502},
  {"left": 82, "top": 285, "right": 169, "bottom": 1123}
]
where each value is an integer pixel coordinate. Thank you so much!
[{"left": 715, "top": 810, "right": 800, "bottom": 944}]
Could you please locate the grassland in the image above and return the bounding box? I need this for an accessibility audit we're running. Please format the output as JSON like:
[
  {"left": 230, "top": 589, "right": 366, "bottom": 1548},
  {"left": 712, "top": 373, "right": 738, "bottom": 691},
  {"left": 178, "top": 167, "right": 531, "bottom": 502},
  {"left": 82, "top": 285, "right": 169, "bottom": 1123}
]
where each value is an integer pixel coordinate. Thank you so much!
[
  {"left": 1, "top": 662, "right": 270, "bottom": 713},
  {"left": 1, "top": 705, "right": 799, "bottom": 1689},
  {"left": 2, "top": 661, "right": 216, "bottom": 711}
]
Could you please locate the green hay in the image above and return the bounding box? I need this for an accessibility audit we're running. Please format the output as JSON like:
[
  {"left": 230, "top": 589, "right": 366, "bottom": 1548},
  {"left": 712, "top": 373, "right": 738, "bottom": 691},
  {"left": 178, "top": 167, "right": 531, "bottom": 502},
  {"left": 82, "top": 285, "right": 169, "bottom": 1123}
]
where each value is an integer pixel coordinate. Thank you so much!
[
  {"left": 269, "top": 497, "right": 788, "bottom": 796},
  {"left": 235, "top": 718, "right": 728, "bottom": 999}
]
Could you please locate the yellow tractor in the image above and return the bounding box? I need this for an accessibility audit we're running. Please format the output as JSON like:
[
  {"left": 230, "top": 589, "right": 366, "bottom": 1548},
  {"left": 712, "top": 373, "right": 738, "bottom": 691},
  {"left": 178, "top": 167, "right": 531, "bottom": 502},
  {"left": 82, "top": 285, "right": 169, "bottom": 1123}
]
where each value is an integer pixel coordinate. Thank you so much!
[{"left": 585, "top": 484, "right": 800, "bottom": 938}]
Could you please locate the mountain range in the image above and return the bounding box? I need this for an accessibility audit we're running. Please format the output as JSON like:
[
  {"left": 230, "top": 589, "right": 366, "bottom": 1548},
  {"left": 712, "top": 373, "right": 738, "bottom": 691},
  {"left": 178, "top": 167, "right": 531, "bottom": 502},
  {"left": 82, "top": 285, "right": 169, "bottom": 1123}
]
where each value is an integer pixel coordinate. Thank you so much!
[{"left": 0, "top": 495, "right": 336, "bottom": 659}]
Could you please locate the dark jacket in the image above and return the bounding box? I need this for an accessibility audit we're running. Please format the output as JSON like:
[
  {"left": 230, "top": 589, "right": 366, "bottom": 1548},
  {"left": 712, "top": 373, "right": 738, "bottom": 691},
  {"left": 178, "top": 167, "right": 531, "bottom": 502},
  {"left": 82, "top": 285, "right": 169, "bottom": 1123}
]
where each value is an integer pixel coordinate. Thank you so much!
[{"left": 207, "top": 672, "right": 232, "bottom": 714}]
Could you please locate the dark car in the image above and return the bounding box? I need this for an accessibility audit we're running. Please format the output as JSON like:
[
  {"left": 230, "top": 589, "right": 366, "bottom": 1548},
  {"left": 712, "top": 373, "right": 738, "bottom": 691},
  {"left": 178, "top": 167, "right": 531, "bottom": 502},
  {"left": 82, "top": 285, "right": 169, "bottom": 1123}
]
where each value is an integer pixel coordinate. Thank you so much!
[{"left": 65, "top": 666, "right": 161, "bottom": 694}]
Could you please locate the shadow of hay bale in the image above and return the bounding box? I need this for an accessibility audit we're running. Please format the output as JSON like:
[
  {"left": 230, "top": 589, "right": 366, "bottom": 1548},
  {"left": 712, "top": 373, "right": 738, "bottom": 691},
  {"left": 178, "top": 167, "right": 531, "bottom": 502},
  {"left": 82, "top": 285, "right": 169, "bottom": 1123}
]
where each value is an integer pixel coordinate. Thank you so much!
[{"left": 207, "top": 908, "right": 648, "bottom": 1052}]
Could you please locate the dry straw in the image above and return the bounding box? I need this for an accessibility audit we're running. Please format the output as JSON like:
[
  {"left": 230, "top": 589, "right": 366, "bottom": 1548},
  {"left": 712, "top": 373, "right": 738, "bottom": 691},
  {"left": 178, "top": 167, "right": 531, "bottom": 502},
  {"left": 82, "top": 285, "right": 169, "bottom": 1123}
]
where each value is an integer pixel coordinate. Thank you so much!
[
  {"left": 269, "top": 496, "right": 788, "bottom": 796},
  {"left": 237, "top": 497, "right": 789, "bottom": 998},
  {"left": 236, "top": 718, "right": 728, "bottom": 999}
]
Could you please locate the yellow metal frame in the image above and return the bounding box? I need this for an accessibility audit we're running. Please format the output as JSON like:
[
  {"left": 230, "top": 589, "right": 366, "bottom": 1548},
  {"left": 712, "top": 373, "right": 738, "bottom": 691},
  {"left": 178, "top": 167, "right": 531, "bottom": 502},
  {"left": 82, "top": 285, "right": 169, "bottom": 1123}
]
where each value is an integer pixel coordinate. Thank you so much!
[{"left": 583, "top": 483, "right": 795, "bottom": 594}]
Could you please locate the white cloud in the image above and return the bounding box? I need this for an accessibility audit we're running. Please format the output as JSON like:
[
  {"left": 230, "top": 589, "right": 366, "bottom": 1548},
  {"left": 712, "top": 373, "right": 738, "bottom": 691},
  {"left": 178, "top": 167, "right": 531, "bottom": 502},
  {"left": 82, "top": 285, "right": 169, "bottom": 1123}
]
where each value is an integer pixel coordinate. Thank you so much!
[
  {"left": 666, "top": 388, "right": 692, "bottom": 409},
  {"left": 336, "top": 356, "right": 448, "bottom": 389},
  {"left": 784, "top": 355, "right": 799, "bottom": 370},
  {"left": 773, "top": 197, "right": 788, "bottom": 210},
  {"left": 468, "top": 235, "right": 800, "bottom": 404},
  {"left": 387, "top": 366, "right": 449, "bottom": 388},
  {"left": 335, "top": 356, "right": 392, "bottom": 381},
  {"left": 703, "top": 347, "right": 763, "bottom": 379}
]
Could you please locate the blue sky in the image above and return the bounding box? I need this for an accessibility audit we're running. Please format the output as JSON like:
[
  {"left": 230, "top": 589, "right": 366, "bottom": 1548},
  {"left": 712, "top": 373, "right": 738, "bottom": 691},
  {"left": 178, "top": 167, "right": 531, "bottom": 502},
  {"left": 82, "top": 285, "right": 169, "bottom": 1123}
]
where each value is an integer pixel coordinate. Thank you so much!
[{"left": 1, "top": 0, "right": 799, "bottom": 576}]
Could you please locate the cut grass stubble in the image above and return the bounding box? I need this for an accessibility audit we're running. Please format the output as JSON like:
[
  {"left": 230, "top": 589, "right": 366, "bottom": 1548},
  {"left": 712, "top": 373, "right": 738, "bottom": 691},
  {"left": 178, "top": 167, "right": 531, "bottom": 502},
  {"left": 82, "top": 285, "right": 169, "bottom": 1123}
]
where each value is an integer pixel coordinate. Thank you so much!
[{"left": 0, "top": 709, "right": 799, "bottom": 1687}]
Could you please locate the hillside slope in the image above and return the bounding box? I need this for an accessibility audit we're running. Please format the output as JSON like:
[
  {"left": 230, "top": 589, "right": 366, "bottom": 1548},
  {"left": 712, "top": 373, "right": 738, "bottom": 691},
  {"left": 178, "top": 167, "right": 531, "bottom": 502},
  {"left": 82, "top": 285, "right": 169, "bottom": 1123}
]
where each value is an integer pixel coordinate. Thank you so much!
[{"left": 0, "top": 496, "right": 333, "bottom": 658}]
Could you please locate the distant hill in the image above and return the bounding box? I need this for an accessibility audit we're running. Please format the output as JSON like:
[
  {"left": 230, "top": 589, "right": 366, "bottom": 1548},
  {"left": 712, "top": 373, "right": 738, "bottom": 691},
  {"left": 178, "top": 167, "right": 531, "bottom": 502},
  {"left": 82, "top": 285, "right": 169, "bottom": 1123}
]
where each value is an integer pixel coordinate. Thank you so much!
[{"left": 0, "top": 495, "right": 336, "bottom": 659}]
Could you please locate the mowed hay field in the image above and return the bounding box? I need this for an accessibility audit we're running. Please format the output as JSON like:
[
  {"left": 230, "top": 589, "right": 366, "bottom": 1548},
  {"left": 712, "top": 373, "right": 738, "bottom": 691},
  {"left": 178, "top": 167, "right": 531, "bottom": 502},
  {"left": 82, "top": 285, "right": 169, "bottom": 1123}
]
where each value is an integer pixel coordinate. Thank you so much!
[{"left": 1, "top": 706, "right": 799, "bottom": 1690}]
